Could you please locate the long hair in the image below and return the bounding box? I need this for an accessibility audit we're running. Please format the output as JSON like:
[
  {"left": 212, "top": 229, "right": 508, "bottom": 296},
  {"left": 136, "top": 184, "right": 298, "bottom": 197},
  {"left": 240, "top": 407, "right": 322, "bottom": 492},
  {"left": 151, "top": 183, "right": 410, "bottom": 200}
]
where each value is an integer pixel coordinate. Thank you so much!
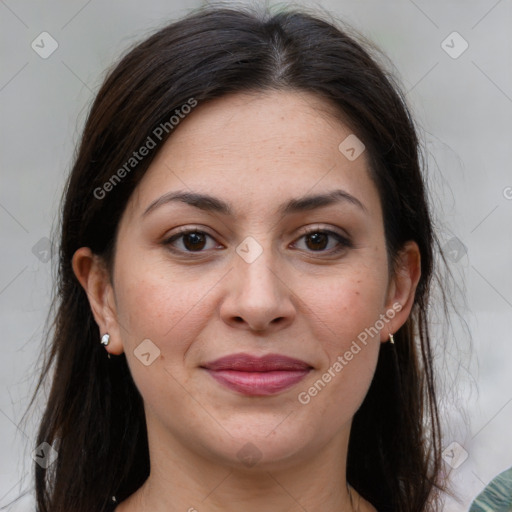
[{"left": 27, "top": 5, "right": 447, "bottom": 511}]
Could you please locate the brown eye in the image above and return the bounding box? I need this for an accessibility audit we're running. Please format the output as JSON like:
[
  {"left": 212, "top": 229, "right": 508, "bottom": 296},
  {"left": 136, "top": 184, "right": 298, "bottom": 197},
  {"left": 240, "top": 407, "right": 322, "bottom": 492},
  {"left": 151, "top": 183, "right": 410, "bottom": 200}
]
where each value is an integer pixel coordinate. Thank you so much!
[
  {"left": 294, "top": 229, "right": 352, "bottom": 255},
  {"left": 305, "top": 232, "right": 329, "bottom": 251},
  {"left": 164, "top": 229, "right": 218, "bottom": 253},
  {"left": 182, "top": 232, "right": 207, "bottom": 251}
]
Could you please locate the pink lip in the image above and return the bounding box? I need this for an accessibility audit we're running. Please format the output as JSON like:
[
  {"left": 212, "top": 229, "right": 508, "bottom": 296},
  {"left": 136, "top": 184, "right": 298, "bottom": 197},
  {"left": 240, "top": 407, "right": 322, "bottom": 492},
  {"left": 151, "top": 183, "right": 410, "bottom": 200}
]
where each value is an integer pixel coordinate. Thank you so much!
[{"left": 202, "top": 353, "right": 312, "bottom": 396}]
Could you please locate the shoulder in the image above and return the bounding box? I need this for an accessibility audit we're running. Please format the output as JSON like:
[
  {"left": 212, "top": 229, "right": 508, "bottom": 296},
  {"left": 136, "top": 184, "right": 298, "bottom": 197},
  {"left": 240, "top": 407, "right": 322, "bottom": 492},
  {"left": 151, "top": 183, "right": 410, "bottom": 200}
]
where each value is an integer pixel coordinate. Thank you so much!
[{"left": 470, "top": 465, "right": 512, "bottom": 511}]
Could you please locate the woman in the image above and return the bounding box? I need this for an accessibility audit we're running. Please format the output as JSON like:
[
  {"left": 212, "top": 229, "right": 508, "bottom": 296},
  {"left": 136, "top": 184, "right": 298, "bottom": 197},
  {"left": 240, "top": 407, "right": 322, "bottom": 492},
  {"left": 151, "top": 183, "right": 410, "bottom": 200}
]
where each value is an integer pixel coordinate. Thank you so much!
[{"left": 30, "top": 4, "right": 448, "bottom": 511}]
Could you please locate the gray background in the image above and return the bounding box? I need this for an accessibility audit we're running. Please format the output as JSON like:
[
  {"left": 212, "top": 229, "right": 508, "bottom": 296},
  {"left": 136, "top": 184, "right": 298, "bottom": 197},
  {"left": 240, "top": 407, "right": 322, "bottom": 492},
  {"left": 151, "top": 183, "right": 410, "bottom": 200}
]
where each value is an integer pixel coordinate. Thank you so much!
[{"left": 1, "top": 0, "right": 511, "bottom": 510}]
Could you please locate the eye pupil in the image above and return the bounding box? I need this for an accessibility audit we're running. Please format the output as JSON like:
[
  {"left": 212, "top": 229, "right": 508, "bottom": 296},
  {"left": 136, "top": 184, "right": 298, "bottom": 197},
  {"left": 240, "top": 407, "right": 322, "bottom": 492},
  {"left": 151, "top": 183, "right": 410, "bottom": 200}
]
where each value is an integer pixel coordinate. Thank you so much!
[
  {"left": 184, "top": 232, "right": 206, "bottom": 251},
  {"left": 306, "top": 232, "right": 328, "bottom": 251}
]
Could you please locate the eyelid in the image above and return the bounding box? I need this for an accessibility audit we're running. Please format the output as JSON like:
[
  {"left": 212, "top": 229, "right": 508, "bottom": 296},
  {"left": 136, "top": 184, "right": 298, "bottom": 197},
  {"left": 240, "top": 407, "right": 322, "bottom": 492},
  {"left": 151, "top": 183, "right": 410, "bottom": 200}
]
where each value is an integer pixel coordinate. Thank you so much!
[{"left": 298, "top": 224, "right": 350, "bottom": 240}]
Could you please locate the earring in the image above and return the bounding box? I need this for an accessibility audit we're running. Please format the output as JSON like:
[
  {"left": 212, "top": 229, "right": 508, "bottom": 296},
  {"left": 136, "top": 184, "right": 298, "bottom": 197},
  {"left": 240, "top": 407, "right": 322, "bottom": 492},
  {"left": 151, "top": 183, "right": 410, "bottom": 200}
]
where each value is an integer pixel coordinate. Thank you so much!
[
  {"left": 389, "top": 333, "right": 395, "bottom": 344},
  {"left": 101, "top": 333, "right": 110, "bottom": 346}
]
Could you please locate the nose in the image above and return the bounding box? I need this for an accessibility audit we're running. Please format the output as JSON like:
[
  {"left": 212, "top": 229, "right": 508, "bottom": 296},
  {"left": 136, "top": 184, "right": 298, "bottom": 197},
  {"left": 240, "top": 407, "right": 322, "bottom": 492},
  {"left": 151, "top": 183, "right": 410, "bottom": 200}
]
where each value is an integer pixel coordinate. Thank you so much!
[{"left": 219, "top": 245, "right": 296, "bottom": 333}]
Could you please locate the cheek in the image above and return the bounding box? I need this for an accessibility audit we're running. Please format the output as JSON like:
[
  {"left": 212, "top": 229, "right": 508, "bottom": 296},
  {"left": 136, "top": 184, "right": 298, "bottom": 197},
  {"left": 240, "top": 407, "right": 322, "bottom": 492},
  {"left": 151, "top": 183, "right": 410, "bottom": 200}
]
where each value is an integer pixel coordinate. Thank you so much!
[
  {"left": 113, "top": 254, "right": 212, "bottom": 357},
  {"left": 112, "top": 259, "right": 212, "bottom": 409},
  {"left": 295, "top": 260, "right": 388, "bottom": 420},
  {"left": 301, "top": 267, "right": 388, "bottom": 351},
  {"left": 297, "top": 278, "right": 383, "bottom": 423}
]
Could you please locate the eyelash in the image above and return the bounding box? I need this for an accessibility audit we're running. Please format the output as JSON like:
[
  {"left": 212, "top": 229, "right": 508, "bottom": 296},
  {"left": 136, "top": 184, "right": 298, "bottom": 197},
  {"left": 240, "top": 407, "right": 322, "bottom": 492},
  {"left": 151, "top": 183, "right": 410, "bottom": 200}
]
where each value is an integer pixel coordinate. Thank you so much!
[{"left": 163, "top": 226, "right": 353, "bottom": 257}]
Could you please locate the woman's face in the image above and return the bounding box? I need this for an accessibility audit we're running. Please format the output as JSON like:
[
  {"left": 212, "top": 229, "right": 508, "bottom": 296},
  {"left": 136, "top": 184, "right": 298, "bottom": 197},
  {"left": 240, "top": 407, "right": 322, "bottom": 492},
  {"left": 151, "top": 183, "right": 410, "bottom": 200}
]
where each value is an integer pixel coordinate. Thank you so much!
[{"left": 87, "top": 90, "right": 416, "bottom": 470}]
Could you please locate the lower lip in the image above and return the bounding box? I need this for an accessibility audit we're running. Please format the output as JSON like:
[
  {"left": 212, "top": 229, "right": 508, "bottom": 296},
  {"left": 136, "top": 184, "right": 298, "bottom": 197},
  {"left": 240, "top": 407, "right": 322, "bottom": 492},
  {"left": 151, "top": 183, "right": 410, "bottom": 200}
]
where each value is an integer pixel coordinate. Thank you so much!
[{"left": 205, "top": 369, "right": 310, "bottom": 396}]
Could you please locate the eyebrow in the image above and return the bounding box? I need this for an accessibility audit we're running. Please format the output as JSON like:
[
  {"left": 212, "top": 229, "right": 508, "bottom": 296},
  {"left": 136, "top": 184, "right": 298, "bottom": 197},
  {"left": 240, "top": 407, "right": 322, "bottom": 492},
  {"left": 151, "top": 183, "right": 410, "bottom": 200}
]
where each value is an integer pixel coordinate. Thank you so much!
[{"left": 142, "top": 188, "right": 368, "bottom": 218}]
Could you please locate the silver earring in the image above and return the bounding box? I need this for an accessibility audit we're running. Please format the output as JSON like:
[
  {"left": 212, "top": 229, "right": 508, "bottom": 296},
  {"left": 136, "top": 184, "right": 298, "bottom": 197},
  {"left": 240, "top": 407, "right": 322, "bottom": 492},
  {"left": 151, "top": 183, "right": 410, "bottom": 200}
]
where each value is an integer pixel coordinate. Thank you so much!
[
  {"left": 101, "top": 333, "right": 110, "bottom": 346},
  {"left": 389, "top": 333, "right": 395, "bottom": 344}
]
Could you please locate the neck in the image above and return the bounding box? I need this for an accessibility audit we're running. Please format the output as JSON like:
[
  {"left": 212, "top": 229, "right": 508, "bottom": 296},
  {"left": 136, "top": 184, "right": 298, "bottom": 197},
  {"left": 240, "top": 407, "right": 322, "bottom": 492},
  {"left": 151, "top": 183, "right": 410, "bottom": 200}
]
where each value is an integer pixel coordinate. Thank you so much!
[
  {"left": 116, "top": 415, "right": 375, "bottom": 512},
  {"left": 116, "top": 412, "right": 375, "bottom": 512}
]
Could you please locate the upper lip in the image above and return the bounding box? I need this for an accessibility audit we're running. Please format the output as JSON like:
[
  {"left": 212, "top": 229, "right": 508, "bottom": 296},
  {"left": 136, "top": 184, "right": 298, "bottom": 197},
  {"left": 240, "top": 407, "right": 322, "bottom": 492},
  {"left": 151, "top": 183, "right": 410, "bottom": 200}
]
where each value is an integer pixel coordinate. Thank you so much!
[{"left": 202, "top": 353, "right": 312, "bottom": 372}]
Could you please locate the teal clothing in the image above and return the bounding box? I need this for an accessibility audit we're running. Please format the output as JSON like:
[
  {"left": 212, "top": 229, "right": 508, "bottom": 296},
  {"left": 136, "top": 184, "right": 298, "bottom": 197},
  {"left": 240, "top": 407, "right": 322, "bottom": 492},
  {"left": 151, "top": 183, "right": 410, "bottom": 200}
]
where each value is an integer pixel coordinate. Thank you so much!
[{"left": 469, "top": 466, "right": 512, "bottom": 512}]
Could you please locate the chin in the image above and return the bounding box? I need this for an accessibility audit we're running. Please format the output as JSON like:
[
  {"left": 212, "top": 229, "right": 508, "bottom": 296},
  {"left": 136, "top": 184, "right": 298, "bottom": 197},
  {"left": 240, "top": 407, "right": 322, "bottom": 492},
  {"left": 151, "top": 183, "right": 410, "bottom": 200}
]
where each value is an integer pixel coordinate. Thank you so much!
[{"left": 202, "top": 421, "right": 323, "bottom": 471}]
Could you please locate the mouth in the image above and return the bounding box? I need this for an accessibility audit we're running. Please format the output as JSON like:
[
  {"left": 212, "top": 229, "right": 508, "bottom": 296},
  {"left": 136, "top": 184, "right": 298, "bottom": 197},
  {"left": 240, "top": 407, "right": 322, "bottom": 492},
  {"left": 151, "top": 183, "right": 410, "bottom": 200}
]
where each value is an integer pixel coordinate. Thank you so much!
[{"left": 201, "top": 353, "right": 312, "bottom": 396}]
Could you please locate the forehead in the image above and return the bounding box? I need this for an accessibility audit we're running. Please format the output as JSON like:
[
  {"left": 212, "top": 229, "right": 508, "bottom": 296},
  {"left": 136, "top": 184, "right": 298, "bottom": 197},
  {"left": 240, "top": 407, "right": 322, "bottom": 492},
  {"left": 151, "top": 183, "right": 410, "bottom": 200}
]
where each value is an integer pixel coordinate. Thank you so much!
[{"left": 123, "top": 90, "right": 382, "bottom": 223}]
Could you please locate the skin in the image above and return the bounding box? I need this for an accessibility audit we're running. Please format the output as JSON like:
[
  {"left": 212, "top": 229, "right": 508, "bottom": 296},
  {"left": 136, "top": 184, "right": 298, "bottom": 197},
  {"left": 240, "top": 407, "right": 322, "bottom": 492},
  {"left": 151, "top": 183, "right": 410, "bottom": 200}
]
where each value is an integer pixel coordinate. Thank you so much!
[{"left": 73, "top": 90, "right": 421, "bottom": 512}]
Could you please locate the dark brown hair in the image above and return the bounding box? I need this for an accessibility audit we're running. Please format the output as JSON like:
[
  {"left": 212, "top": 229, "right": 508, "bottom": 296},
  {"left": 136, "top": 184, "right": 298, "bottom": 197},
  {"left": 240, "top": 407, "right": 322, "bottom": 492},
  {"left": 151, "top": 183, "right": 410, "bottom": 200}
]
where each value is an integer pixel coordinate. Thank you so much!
[{"left": 27, "top": 4, "right": 448, "bottom": 511}]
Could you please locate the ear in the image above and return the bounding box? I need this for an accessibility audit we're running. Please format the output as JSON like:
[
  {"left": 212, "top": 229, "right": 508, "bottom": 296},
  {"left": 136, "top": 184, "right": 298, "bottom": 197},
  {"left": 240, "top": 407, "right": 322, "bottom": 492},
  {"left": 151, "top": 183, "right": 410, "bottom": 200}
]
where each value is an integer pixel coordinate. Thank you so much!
[
  {"left": 71, "top": 247, "right": 124, "bottom": 355},
  {"left": 380, "top": 240, "right": 421, "bottom": 342}
]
